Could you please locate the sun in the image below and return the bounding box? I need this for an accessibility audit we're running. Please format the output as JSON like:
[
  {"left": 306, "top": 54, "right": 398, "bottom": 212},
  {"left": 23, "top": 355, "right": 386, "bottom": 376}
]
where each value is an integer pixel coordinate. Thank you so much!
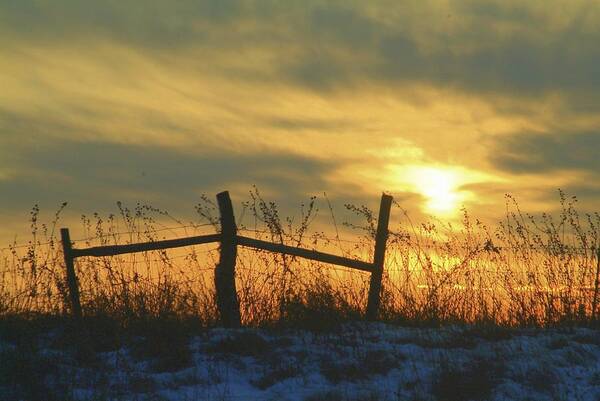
[
  {"left": 411, "top": 167, "right": 460, "bottom": 215},
  {"left": 391, "top": 165, "right": 482, "bottom": 217}
]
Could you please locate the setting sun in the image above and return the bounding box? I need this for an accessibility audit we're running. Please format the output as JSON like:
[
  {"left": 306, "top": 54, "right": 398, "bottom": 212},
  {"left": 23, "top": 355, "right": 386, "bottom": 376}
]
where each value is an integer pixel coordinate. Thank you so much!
[
  {"left": 412, "top": 167, "right": 461, "bottom": 215},
  {"left": 391, "top": 165, "right": 492, "bottom": 217}
]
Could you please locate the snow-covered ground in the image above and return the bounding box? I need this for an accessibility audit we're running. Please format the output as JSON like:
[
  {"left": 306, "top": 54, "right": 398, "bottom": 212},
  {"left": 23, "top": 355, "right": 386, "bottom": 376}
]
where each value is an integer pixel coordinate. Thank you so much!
[{"left": 2, "top": 323, "right": 600, "bottom": 401}]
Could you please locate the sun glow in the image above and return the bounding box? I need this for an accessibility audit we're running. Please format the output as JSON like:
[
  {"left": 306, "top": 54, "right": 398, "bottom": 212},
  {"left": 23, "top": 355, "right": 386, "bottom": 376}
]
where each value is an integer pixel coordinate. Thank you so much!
[
  {"left": 392, "top": 165, "right": 492, "bottom": 217},
  {"left": 413, "top": 168, "right": 461, "bottom": 215}
]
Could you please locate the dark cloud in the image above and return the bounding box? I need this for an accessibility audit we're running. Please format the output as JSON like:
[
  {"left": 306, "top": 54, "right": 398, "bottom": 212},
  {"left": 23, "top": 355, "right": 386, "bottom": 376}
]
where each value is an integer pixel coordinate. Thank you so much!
[
  {"left": 277, "top": 2, "right": 600, "bottom": 99},
  {"left": 490, "top": 131, "right": 600, "bottom": 174},
  {"left": 283, "top": 55, "right": 352, "bottom": 91},
  {"left": 458, "top": 1, "right": 537, "bottom": 23},
  {"left": 2, "top": 0, "right": 600, "bottom": 100},
  {"left": 307, "top": 5, "right": 377, "bottom": 45},
  {"left": 0, "top": 0, "right": 244, "bottom": 48},
  {"left": 0, "top": 134, "right": 338, "bottom": 213}
]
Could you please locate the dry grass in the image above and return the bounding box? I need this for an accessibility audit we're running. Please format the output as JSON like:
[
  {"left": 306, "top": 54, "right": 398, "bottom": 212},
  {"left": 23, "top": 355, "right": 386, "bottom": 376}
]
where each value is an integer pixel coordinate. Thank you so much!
[{"left": 1, "top": 188, "right": 599, "bottom": 329}]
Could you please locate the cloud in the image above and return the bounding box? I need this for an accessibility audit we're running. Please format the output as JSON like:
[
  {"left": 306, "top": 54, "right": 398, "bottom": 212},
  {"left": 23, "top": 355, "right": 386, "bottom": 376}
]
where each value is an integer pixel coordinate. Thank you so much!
[
  {"left": 2, "top": 0, "right": 600, "bottom": 102},
  {"left": 0, "top": 133, "right": 340, "bottom": 213},
  {"left": 0, "top": 0, "right": 244, "bottom": 48},
  {"left": 490, "top": 131, "right": 600, "bottom": 174},
  {"left": 1, "top": 0, "right": 600, "bottom": 242}
]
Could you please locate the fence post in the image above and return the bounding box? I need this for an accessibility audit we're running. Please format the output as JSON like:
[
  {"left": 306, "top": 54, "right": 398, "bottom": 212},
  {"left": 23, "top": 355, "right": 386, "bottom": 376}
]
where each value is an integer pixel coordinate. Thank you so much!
[
  {"left": 215, "top": 191, "right": 241, "bottom": 328},
  {"left": 366, "top": 194, "right": 393, "bottom": 320},
  {"left": 60, "top": 228, "right": 82, "bottom": 321}
]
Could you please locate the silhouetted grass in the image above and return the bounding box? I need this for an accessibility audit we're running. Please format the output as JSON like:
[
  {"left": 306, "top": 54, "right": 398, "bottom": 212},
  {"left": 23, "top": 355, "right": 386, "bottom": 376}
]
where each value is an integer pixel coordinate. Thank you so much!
[{"left": 1, "top": 188, "right": 599, "bottom": 330}]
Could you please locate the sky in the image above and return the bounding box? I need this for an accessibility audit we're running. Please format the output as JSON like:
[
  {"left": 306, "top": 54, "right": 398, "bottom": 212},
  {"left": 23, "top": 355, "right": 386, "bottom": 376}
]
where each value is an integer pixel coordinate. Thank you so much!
[{"left": 1, "top": 0, "right": 599, "bottom": 244}]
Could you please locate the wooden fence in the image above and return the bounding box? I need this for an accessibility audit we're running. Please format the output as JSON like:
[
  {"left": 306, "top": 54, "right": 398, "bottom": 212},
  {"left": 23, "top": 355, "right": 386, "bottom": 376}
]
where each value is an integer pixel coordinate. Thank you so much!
[{"left": 61, "top": 191, "right": 393, "bottom": 327}]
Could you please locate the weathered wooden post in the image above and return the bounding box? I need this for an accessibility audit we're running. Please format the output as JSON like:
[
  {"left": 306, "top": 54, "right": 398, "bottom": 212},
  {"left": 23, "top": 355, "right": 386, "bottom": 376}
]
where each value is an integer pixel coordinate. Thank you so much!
[
  {"left": 366, "top": 194, "right": 393, "bottom": 320},
  {"left": 60, "top": 228, "right": 82, "bottom": 320},
  {"left": 215, "top": 191, "right": 241, "bottom": 328}
]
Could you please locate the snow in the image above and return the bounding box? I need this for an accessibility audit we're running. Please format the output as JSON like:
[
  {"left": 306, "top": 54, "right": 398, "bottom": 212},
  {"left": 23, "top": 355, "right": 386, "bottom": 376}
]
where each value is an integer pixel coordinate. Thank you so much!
[{"left": 2, "top": 323, "right": 599, "bottom": 401}]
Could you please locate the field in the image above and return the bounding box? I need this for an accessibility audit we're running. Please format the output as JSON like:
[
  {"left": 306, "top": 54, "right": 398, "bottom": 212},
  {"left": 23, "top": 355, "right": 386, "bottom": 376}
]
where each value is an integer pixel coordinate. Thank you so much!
[
  {"left": 1, "top": 321, "right": 600, "bottom": 400},
  {"left": 1, "top": 189, "right": 599, "bottom": 400}
]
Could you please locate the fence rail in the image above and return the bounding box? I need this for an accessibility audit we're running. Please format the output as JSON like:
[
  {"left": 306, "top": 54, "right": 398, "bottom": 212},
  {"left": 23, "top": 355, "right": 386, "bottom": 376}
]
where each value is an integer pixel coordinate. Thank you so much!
[
  {"left": 71, "top": 233, "right": 221, "bottom": 258},
  {"left": 60, "top": 190, "right": 393, "bottom": 326},
  {"left": 236, "top": 236, "right": 374, "bottom": 272}
]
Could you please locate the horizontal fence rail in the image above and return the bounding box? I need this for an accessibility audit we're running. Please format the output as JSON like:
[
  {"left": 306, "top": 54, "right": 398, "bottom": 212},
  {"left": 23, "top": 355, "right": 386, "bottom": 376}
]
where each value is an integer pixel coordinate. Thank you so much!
[
  {"left": 236, "top": 236, "right": 375, "bottom": 273},
  {"left": 72, "top": 233, "right": 221, "bottom": 258},
  {"left": 60, "top": 190, "right": 393, "bottom": 326}
]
